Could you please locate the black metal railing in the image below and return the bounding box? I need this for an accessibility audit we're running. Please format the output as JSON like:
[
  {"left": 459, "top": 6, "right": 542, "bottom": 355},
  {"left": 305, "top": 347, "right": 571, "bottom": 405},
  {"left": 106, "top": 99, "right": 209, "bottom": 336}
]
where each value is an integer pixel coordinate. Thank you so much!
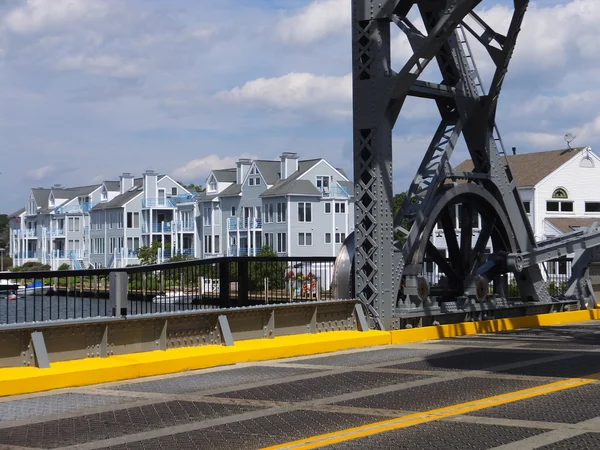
[
  {"left": 0, "top": 256, "right": 336, "bottom": 324},
  {"left": 421, "top": 256, "right": 574, "bottom": 299}
]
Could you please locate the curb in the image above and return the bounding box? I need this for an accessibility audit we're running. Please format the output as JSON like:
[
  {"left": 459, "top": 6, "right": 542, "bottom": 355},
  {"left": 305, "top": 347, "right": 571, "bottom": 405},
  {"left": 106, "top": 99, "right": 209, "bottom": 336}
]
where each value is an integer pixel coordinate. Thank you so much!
[{"left": 0, "top": 309, "right": 597, "bottom": 397}]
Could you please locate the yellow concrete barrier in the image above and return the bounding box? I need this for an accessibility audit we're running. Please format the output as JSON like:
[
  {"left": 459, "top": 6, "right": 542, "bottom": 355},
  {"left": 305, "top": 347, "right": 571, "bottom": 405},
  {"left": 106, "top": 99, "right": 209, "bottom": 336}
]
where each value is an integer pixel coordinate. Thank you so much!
[
  {"left": 0, "top": 330, "right": 390, "bottom": 397},
  {"left": 390, "top": 308, "right": 600, "bottom": 344}
]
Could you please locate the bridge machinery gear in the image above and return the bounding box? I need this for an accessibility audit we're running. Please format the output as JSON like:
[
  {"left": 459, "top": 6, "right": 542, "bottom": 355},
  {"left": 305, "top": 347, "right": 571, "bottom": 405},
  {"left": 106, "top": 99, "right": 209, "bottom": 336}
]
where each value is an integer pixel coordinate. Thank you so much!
[{"left": 334, "top": 0, "right": 600, "bottom": 329}]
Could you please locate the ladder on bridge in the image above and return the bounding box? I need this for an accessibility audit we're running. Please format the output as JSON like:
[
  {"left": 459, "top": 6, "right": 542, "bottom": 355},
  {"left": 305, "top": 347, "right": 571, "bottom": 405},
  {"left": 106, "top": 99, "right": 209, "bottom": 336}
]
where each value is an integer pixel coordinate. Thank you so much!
[{"left": 456, "top": 23, "right": 507, "bottom": 157}]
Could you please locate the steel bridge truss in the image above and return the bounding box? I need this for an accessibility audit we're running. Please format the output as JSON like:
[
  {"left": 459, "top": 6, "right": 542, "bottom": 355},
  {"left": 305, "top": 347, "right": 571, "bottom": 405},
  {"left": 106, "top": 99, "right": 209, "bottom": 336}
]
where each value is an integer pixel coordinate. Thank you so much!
[{"left": 348, "top": 0, "right": 600, "bottom": 329}]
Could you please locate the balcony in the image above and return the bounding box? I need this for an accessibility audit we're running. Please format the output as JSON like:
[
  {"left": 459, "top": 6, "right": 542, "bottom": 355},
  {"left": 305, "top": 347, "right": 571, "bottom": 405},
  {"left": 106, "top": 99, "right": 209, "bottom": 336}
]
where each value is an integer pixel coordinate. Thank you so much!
[
  {"left": 227, "top": 218, "right": 263, "bottom": 230},
  {"left": 320, "top": 186, "right": 349, "bottom": 198},
  {"left": 144, "top": 222, "right": 173, "bottom": 233},
  {"left": 50, "top": 250, "right": 65, "bottom": 258},
  {"left": 169, "top": 194, "right": 198, "bottom": 204},
  {"left": 49, "top": 228, "right": 65, "bottom": 236},
  {"left": 16, "top": 251, "right": 38, "bottom": 259},
  {"left": 142, "top": 198, "right": 176, "bottom": 208},
  {"left": 13, "top": 229, "right": 36, "bottom": 238},
  {"left": 54, "top": 202, "right": 97, "bottom": 214}
]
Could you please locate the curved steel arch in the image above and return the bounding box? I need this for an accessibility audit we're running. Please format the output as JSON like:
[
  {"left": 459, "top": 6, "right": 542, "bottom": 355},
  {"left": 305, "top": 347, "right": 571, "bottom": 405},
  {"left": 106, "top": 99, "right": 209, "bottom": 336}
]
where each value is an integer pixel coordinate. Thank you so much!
[{"left": 351, "top": 0, "right": 550, "bottom": 328}]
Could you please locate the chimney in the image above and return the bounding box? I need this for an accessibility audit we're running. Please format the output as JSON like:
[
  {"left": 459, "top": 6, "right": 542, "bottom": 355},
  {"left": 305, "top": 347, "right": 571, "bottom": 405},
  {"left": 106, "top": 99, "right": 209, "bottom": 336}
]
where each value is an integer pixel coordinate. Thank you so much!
[
  {"left": 512, "top": 146, "right": 517, "bottom": 156},
  {"left": 236, "top": 159, "right": 252, "bottom": 184},
  {"left": 280, "top": 152, "right": 299, "bottom": 179},
  {"left": 120, "top": 172, "right": 135, "bottom": 194},
  {"left": 143, "top": 170, "right": 158, "bottom": 198}
]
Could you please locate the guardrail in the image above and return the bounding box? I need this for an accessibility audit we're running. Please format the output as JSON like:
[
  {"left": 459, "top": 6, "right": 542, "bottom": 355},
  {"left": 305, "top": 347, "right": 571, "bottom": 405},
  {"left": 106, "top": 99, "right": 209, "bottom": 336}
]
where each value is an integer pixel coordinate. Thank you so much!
[
  {"left": 0, "top": 299, "right": 365, "bottom": 368},
  {"left": 0, "top": 256, "right": 336, "bottom": 325}
]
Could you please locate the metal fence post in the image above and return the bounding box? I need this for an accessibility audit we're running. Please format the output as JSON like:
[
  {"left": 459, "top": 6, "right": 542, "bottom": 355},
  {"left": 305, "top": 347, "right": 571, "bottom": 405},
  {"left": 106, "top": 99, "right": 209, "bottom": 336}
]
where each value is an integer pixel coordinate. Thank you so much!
[
  {"left": 109, "top": 272, "right": 128, "bottom": 317},
  {"left": 264, "top": 277, "right": 269, "bottom": 304},
  {"left": 238, "top": 259, "right": 249, "bottom": 306},
  {"left": 219, "top": 260, "right": 231, "bottom": 307}
]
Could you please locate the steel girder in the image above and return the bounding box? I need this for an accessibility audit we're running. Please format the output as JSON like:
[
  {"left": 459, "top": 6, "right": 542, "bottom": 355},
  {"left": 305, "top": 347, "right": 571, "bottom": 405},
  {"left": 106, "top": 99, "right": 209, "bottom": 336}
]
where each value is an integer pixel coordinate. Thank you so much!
[{"left": 351, "top": 0, "right": 549, "bottom": 328}]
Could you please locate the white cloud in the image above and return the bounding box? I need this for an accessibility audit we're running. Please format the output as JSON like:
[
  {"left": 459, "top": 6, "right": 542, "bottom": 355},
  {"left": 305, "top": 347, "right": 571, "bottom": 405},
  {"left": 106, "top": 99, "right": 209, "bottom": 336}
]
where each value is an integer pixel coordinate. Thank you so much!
[
  {"left": 55, "top": 54, "right": 146, "bottom": 78},
  {"left": 27, "top": 165, "right": 57, "bottom": 180},
  {"left": 4, "top": 0, "right": 111, "bottom": 34},
  {"left": 172, "top": 153, "right": 259, "bottom": 182},
  {"left": 274, "top": 0, "right": 349, "bottom": 44},
  {"left": 217, "top": 72, "right": 351, "bottom": 117}
]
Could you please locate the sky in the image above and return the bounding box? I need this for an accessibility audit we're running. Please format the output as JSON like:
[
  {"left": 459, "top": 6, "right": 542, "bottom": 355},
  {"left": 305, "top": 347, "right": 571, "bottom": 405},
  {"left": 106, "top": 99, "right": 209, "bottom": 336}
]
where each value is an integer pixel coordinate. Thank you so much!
[{"left": 1, "top": 0, "right": 599, "bottom": 213}]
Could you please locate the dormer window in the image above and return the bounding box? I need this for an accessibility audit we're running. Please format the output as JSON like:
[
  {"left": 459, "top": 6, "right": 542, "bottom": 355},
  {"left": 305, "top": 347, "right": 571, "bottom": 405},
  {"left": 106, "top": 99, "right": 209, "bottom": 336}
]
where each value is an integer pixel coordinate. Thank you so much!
[
  {"left": 49, "top": 193, "right": 55, "bottom": 208},
  {"left": 101, "top": 187, "right": 108, "bottom": 202},
  {"left": 208, "top": 175, "right": 217, "bottom": 192}
]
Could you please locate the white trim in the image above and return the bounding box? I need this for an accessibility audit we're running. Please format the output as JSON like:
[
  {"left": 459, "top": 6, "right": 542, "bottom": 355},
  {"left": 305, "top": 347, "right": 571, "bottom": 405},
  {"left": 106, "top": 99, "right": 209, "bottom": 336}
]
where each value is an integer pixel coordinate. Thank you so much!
[
  {"left": 158, "top": 175, "right": 192, "bottom": 195},
  {"left": 299, "top": 159, "right": 349, "bottom": 182}
]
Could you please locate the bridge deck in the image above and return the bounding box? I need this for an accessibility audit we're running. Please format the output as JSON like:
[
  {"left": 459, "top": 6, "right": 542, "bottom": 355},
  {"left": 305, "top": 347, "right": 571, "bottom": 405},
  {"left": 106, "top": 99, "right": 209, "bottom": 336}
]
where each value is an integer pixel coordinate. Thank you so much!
[{"left": 0, "top": 321, "right": 599, "bottom": 449}]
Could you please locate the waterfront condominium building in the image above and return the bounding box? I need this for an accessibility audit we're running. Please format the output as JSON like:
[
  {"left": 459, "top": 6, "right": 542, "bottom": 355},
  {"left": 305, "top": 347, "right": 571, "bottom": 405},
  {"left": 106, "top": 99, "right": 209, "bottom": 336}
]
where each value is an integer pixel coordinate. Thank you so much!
[
  {"left": 9, "top": 171, "right": 200, "bottom": 269},
  {"left": 197, "top": 152, "right": 354, "bottom": 258}
]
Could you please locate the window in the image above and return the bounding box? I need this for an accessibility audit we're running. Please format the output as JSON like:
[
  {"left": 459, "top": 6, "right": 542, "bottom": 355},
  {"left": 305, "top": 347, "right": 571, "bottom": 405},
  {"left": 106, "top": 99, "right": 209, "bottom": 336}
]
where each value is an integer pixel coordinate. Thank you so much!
[
  {"left": 204, "top": 235, "right": 212, "bottom": 254},
  {"left": 335, "top": 202, "right": 346, "bottom": 214},
  {"left": 231, "top": 206, "right": 236, "bottom": 217},
  {"left": 552, "top": 188, "right": 568, "bottom": 199},
  {"left": 264, "top": 232, "right": 274, "bottom": 249},
  {"left": 68, "top": 217, "right": 80, "bottom": 232},
  {"left": 335, "top": 232, "right": 346, "bottom": 244},
  {"left": 325, "top": 233, "right": 332, "bottom": 244},
  {"left": 116, "top": 212, "right": 123, "bottom": 229},
  {"left": 127, "top": 212, "right": 140, "bottom": 228},
  {"left": 585, "top": 202, "right": 600, "bottom": 213},
  {"left": 101, "top": 188, "right": 108, "bottom": 201},
  {"left": 325, "top": 202, "right": 331, "bottom": 213},
  {"left": 255, "top": 177, "right": 261, "bottom": 185},
  {"left": 277, "top": 202, "right": 286, "bottom": 223},
  {"left": 523, "top": 201, "right": 531, "bottom": 214},
  {"left": 265, "top": 204, "right": 274, "bottom": 223},
  {"left": 298, "top": 202, "right": 312, "bottom": 222},
  {"left": 203, "top": 207, "right": 212, "bottom": 226},
  {"left": 316, "top": 176, "right": 330, "bottom": 193},
  {"left": 214, "top": 236, "right": 220, "bottom": 254},
  {"left": 298, "top": 232, "right": 312, "bottom": 246},
  {"left": 277, "top": 232, "right": 287, "bottom": 253},
  {"left": 249, "top": 177, "right": 254, "bottom": 186},
  {"left": 558, "top": 258, "right": 568, "bottom": 275},
  {"left": 208, "top": 176, "right": 217, "bottom": 192},
  {"left": 547, "top": 201, "right": 573, "bottom": 212}
]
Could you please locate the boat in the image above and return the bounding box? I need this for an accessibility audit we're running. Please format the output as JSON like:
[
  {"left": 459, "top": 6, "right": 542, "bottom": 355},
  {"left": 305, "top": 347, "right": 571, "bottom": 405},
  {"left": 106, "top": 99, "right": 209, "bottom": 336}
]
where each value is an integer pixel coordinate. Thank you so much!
[
  {"left": 16, "top": 281, "right": 52, "bottom": 297},
  {"left": 152, "top": 291, "right": 199, "bottom": 304},
  {"left": 0, "top": 279, "right": 21, "bottom": 293}
]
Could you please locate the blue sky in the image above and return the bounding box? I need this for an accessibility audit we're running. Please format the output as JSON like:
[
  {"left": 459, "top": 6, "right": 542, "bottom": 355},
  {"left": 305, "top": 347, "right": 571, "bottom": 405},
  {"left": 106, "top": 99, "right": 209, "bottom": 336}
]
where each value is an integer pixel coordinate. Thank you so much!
[{"left": 1, "top": 0, "right": 599, "bottom": 213}]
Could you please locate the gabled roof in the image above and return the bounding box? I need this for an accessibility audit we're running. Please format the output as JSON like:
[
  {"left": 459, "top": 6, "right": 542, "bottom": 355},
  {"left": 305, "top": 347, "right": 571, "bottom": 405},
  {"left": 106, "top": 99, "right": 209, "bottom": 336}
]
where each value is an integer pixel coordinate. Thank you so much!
[
  {"left": 338, "top": 180, "right": 354, "bottom": 197},
  {"left": 104, "top": 181, "right": 120, "bottom": 191},
  {"left": 31, "top": 189, "right": 51, "bottom": 208},
  {"left": 254, "top": 161, "right": 281, "bottom": 185},
  {"left": 261, "top": 179, "right": 322, "bottom": 197},
  {"left": 218, "top": 184, "right": 242, "bottom": 197},
  {"left": 213, "top": 168, "right": 236, "bottom": 183},
  {"left": 545, "top": 217, "right": 599, "bottom": 234},
  {"left": 92, "top": 187, "right": 143, "bottom": 210},
  {"left": 454, "top": 148, "right": 585, "bottom": 187},
  {"left": 9, "top": 208, "right": 25, "bottom": 218},
  {"left": 196, "top": 192, "right": 219, "bottom": 202}
]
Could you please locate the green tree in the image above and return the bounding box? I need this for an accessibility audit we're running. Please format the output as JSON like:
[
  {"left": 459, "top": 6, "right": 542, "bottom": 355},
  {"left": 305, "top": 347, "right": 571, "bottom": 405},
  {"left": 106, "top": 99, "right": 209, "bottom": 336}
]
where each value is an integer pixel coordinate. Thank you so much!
[
  {"left": 137, "top": 241, "right": 162, "bottom": 265},
  {"left": 248, "top": 246, "right": 286, "bottom": 290},
  {"left": 0, "top": 214, "right": 9, "bottom": 249},
  {"left": 179, "top": 183, "right": 205, "bottom": 193}
]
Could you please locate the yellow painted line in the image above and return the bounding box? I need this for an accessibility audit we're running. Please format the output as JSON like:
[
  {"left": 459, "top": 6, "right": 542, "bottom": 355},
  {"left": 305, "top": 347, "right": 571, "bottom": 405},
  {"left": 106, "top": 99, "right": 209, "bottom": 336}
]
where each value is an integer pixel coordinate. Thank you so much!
[
  {"left": 0, "top": 330, "right": 390, "bottom": 397},
  {"left": 390, "top": 308, "right": 600, "bottom": 344},
  {"left": 263, "top": 372, "right": 600, "bottom": 450}
]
